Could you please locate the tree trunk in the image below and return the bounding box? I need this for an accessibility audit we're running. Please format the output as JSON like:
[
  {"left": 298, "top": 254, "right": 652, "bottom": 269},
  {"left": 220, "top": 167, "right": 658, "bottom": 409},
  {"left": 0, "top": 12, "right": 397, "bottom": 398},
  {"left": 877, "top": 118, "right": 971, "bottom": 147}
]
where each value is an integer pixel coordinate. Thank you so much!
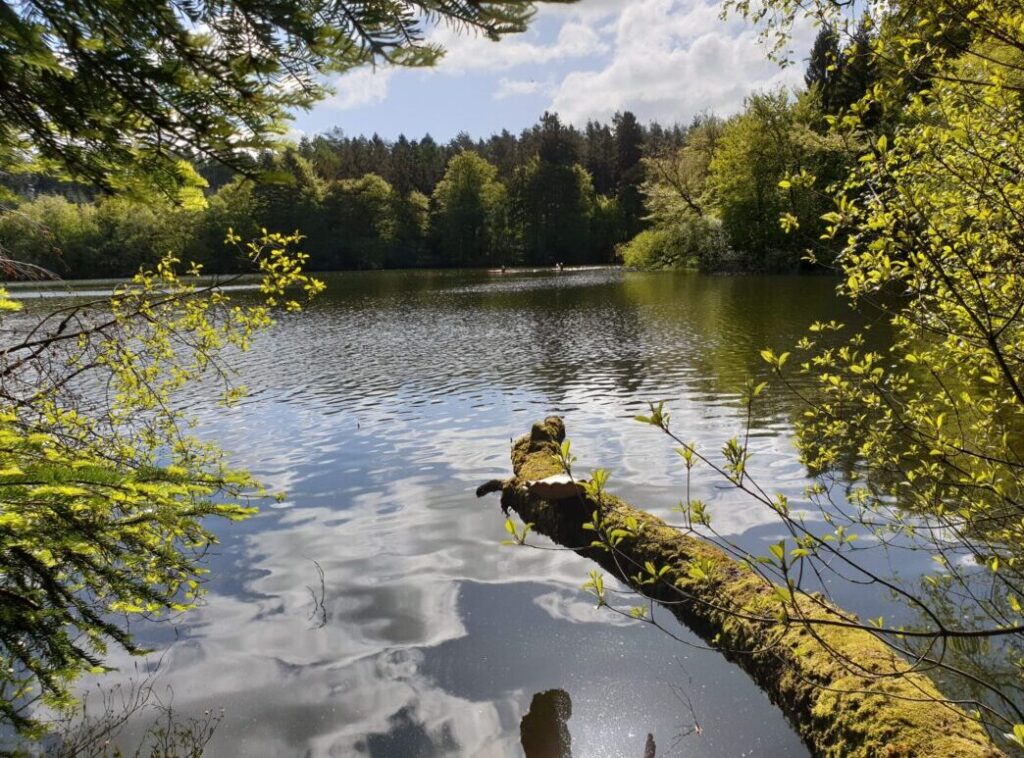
[{"left": 478, "top": 417, "right": 1003, "bottom": 758}]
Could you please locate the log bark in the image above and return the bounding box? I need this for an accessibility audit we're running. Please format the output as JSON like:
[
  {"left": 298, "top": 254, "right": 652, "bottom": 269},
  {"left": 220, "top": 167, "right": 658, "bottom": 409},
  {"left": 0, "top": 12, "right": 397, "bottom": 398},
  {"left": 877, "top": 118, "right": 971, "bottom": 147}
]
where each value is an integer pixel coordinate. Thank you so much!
[{"left": 479, "top": 417, "right": 1003, "bottom": 758}]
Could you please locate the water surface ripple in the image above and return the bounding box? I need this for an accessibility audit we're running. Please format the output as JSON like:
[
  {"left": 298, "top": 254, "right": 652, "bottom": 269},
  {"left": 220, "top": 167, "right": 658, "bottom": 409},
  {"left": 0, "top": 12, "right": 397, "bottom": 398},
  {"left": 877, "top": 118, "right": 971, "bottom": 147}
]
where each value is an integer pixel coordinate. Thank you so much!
[{"left": 58, "top": 270, "right": 891, "bottom": 756}]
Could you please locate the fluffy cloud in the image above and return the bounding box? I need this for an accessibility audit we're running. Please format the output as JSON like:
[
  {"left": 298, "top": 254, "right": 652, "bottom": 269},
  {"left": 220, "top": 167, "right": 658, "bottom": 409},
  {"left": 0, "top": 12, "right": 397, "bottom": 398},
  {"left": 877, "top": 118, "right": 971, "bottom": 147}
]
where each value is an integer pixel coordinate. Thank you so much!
[
  {"left": 324, "top": 66, "right": 394, "bottom": 110},
  {"left": 281, "top": 126, "right": 306, "bottom": 144},
  {"left": 548, "top": 0, "right": 815, "bottom": 125},
  {"left": 494, "top": 77, "right": 556, "bottom": 100},
  {"left": 321, "top": 13, "right": 608, "bottom": 111},
  {"left": 314, "top": 0, "right": 814, "bottom": 128},
  {"left": 541, "top": 0, "right": 623, "bottom": 23},
  {"left": 428, "top": 18, "right": 608, "bottom": 74}
]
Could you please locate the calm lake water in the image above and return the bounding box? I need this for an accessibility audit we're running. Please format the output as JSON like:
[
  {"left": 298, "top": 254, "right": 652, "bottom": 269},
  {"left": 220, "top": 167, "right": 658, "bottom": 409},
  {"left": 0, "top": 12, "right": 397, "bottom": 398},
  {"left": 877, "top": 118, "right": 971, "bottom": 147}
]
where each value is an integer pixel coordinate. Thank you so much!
[{"left": 27, "top": 269, "right": 923, "bottom": 756}]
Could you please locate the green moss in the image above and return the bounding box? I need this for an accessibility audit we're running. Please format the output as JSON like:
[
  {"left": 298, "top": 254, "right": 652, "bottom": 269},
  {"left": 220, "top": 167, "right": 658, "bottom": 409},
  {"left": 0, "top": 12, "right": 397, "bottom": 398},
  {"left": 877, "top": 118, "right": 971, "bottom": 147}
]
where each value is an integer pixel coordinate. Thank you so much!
[
  {"left": 496, "top": 417, "right": 1003, "bottom": 758},
  {"left": 511, "top": 417, "right": 566, "bottom": 482}
]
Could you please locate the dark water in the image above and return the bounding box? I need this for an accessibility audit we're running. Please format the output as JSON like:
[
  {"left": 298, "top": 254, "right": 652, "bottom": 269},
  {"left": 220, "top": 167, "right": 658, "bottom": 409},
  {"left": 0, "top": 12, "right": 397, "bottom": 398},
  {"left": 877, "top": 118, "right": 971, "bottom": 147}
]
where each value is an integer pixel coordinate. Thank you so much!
[{"left": 43, "top": 269, "right": 902, "bottom": 756}]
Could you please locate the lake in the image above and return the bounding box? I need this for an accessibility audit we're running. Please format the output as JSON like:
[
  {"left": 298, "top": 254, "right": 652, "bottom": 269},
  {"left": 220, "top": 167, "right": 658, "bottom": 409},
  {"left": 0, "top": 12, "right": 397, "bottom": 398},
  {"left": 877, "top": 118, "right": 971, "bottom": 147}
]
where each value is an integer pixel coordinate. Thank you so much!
[{"left": 31, "top": 269, "right": 916, "bottom": 756}]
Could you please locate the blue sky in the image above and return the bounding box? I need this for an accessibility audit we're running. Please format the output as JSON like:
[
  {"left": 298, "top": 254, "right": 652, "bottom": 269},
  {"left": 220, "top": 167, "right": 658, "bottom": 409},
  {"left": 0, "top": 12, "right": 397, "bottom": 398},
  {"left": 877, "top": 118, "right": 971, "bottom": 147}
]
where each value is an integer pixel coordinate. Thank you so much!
[{"left": 289, "top": 0, "right": 816, "bottom": 142}]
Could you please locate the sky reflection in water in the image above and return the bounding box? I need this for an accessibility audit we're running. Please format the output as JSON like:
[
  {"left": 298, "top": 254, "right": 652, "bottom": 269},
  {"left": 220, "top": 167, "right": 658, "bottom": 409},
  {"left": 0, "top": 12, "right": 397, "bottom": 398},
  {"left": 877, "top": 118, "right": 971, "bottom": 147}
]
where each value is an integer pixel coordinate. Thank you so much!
[{"left": 63, "top": 270, "right": 906, "bottom": 756}]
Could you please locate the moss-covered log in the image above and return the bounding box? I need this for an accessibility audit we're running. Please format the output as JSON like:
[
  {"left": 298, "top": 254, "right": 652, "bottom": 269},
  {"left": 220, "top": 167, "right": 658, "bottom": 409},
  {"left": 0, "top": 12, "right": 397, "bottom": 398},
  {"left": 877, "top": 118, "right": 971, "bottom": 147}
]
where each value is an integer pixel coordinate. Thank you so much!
[{"left": 478, "top": 417, "right": 1002, "bottom": 758}]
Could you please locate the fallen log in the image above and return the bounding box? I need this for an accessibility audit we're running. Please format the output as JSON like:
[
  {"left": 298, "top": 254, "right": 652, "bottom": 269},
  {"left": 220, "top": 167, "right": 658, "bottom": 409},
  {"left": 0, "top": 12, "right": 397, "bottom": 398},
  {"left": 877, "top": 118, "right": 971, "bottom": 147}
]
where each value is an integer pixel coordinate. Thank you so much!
[{"left": 478, "top": 417, "right": 1002, "bottom": 758}]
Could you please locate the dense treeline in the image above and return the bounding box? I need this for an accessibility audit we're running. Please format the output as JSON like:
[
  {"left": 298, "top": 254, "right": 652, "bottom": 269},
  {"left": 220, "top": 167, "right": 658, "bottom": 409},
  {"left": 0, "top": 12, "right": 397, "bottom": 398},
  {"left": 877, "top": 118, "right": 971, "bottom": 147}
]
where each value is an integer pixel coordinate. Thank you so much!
[
  {"left": 0, "top": 112, "right": 674, "bottom": 278},
  {"left": 0, "top": 23, "right": 883, "bottom": 277},
  {"left": 619, "top": 22, "right": 878, "bottom": 271}
]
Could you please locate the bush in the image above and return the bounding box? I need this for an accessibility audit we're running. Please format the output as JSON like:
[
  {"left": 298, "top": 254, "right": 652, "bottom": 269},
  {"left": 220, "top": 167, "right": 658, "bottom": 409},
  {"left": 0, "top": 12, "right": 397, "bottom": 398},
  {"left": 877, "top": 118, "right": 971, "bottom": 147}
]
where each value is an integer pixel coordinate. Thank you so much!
[{"left": 617, "top": 216, "right": 727, "bottom": 269}]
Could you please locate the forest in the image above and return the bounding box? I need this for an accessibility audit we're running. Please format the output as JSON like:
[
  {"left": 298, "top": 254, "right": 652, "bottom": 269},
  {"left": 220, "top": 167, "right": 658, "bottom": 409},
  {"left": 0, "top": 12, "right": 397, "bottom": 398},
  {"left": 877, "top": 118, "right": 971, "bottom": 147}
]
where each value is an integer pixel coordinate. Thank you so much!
[
  {"left": 0, "top": 23, "right": 875, "bottom": 278},
  {"left": 0, "top": 112, "right": 656, "bottom": 276}
]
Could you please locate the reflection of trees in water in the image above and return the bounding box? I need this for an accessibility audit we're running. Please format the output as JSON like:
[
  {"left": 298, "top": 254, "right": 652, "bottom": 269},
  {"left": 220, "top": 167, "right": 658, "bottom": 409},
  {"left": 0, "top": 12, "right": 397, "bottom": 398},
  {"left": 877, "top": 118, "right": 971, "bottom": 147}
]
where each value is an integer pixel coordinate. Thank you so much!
[
  {"left": 520, "top": 689, "right": 572, "bottom": 758},
  {"left": 229, "top": 270, "right": 881, "bottom": 429},
  {"left": 518, "top": 688, "right": 680, "bottom": 758},
  {"left": 353, "top": 705, "right": 460, "bottom": 757},
  {"left": 619, "top": 272, "right": 873, "bottom": 405},
  {"left": 517, "top": 279, "right": 650, "bottom": 400},
  {"left": 345, "top": 687, "right": 674, "bottom": 758},
  {"left": 897, "top": 560, "right": 1024, "bottom": 728},
  {"left": 350, "top": 688, "right": 579, "bottom": 758}
]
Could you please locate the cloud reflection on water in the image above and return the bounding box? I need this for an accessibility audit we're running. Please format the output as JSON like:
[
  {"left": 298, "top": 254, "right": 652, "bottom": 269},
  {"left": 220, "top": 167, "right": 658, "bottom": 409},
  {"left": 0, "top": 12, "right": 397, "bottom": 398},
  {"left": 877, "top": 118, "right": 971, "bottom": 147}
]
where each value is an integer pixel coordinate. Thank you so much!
[{"left": 56, "top": 270, "right": 858, "bottom": 756}]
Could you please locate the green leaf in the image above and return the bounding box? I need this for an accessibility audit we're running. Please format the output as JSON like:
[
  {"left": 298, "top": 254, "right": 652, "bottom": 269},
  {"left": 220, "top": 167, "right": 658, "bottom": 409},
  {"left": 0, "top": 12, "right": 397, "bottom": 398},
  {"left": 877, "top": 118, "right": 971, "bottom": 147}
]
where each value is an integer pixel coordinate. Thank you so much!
[{"left": 1010, "top": 725, "right": 1024, "bottom": 747}]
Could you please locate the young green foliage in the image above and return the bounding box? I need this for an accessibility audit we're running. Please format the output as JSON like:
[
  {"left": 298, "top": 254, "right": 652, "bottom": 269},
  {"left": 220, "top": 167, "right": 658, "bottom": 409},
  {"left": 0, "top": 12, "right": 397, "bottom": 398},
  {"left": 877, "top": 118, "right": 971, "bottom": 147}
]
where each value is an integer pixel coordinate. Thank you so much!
[
  {"left": 0, "top": 231, "right": 322, "bottom": 737},
  {"left": 725, "top": 0, "right": 1024, "bottom": 738}
]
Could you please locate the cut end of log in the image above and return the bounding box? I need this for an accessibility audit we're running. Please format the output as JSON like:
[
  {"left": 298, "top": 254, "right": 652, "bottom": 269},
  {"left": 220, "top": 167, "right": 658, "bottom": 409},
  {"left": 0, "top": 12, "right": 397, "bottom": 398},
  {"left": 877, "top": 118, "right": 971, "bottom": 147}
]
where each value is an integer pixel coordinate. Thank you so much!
[{"left": 526, "top": 473, "right": 586, "bottom": 500}]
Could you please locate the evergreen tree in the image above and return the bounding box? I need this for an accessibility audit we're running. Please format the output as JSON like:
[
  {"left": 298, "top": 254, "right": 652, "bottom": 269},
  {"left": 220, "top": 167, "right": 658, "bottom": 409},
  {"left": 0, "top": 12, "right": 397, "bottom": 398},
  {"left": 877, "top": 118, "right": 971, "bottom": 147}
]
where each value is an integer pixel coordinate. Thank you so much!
[
  {"left": 305, "top": 135, "right": 345, "bottom": 182},
  {"left": 392, "top": 190, "right": 430, "bottom": 266},
  {"left": 186, "top": 179, "right": 260, "bottom": 273},
  {"left": 614, "top": 111, "right": 646, "bottom": 239},
  {"left": 482, "top": 130, "right": 521, "bottom": 181},
  {"left": 805, "top": 19, "right": 878, "bottom": 120},
  {"left": 805, "top": 25, "right": 842, "bottom": 112},
  {"left": 583, "top": 121, "right": 618, "bottom": 196},
  {"left": 537, "top": 113, "right": 580, "bottom": 166},
  {"left": 833, "top": 18, "right": 879, "bottom": 119},
  {"left": 511, "top": 157, "right": 595, "bottom": 266},
  {"left": 390, "top": 135, "right": 418, "bottom": 194},
  {"left": 2, "top": 111, "right": 717, "bottom": 275},
  {"left": 412, "top": 135, "right": 449, "bottom": 195},
  {"left": 250, "top": 150, "right": 324, "bottom": 245}
]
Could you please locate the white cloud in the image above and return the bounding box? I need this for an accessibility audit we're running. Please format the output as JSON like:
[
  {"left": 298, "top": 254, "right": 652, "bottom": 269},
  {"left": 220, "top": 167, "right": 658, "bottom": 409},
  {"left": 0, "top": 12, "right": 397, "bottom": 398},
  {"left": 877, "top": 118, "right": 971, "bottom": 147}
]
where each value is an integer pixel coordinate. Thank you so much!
[
  {"left": 305, "top": 0, "right": 815, "bottom": 131},
  {"left": 540, "top": 0, "right": 623, "bottom": 23},
  {"left": 324, "top": 67, "right": 394, "bottom": 110},
  {"left": 547, "top": 0, "right": 814, "bottom": 125},
  {"left": 494, "top": 77, "right": 556, "bottom": 100},
  {"left": 282, "top": 126, "right": 306, "bottom": 144},
  {"left": 428, "top": 17, "right": 608, "bottom": 74}
]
